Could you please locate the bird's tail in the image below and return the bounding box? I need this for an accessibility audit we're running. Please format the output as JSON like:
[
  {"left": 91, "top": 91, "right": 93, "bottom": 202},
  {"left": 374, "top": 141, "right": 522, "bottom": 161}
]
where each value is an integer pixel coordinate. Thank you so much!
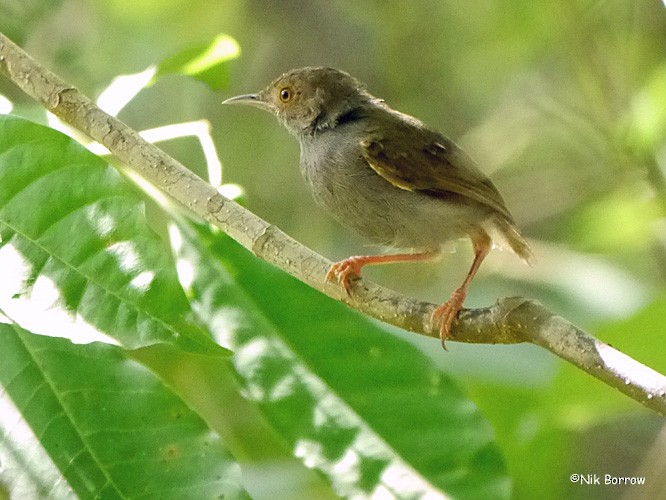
[{"left": 494, "top": 217, "right": 535, "bottom": 266}]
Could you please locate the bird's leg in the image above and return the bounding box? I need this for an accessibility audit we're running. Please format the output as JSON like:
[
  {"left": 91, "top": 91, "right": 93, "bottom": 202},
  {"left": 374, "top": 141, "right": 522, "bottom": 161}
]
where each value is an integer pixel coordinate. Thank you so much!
[
  {"left": 327, "top": 250, "right": 440, "bottom": 295},
  {"left": 433, "top": 232, "right": 491, "bottom": 349}
]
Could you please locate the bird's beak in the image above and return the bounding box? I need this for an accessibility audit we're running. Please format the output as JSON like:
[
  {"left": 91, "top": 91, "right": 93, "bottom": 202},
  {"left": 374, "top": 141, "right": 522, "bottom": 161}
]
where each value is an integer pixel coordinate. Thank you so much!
[{"left": 222, "top": 93, "right": 272, "bottom": 110}]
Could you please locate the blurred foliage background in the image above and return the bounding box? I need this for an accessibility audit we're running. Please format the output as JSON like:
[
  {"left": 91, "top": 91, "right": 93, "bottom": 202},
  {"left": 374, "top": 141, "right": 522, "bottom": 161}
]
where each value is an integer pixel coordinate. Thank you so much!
[{"left": 2, "top": 0, "right": 665, "bottom": 498}]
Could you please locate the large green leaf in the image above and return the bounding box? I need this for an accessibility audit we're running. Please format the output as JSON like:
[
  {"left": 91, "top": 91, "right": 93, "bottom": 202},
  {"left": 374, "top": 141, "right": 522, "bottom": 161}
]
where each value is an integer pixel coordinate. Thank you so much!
[
  {"left": 172, "top": 222, "right": 511, "bottom": 500},
  {"left": 0, "top": 321, "right": 247, "bottom": 499},
  {"left": 0, "top": 114, "right": 223, "bottom": 354}
]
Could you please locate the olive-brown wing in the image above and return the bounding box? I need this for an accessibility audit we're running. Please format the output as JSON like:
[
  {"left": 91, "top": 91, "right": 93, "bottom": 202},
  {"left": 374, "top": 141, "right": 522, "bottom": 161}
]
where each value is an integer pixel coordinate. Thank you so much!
[{"left": 360, "top": 123, "right": 513, "bottom": 221}]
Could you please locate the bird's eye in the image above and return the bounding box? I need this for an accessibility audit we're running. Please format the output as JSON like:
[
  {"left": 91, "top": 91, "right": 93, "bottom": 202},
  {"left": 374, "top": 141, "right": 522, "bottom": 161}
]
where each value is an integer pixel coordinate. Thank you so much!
[{"left": 279, "top": 87, "right": 292, "bottom": 102}]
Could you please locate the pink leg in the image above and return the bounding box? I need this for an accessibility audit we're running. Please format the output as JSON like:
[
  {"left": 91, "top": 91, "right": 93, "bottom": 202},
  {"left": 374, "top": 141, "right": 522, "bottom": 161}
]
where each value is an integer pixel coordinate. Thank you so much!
[
  {"left": 327, "top": 250, "right": 440, "bottom": 295},
  {"left": 433, "top": 232, "right": 491, "bottom": 349}
]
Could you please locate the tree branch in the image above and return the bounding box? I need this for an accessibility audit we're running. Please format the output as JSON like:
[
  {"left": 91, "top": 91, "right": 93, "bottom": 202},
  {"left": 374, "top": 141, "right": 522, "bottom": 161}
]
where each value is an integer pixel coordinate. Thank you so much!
[{"left": 1, "top": 32, "right": 664, "bottom": 415}]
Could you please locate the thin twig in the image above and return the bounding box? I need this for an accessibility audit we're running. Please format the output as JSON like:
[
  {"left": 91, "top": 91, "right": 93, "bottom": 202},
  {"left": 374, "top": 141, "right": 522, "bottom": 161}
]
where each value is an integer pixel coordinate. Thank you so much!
[{"left": 1, "top": 32, "right": 664, "bottom": 415}]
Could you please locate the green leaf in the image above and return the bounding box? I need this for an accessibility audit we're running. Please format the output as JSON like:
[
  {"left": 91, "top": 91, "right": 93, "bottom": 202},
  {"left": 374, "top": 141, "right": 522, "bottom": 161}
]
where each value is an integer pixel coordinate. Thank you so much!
[
  {"left": 558, "top": 188, "right": 659, "bottom": 253},
  {"left": 0, "top": 321, "right": 247, "bottom": 499},
  {"left": 626, "top": 63, "right": 666, "bottom": 153},
  {"left": 153, "top": 34, "right": 240, "bottom": 90},
  {"left": 172, "top": 222, "right": 511, "bottom": 500},
  {"left": 0, "top": 115, "right": 223, "bottom": 355}
]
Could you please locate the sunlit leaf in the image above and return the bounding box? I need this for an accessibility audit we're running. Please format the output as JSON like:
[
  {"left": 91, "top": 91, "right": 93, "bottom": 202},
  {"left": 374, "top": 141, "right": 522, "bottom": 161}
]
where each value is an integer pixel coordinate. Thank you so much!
[
  {"left": 0, "top": 321, "right": 247, "bottom": 499},
  {"left": 172, "top": 222, "right": 511, "bottom": 500},
  {"left": 557, "top": 187, "right": 659, "bottom": 252},
  {"left": 626, "top": 63, "right": 666, "bottom": 152},
  {"left": 153, "top": 34, "right": 240, "bottom": 90},
  {"left": 0, "top": 115, "right": 224, "bottom": 355}
]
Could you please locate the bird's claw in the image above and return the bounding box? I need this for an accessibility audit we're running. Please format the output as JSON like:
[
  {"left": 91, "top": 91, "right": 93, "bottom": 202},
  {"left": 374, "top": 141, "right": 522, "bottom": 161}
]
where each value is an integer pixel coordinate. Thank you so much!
[
  {"left": 432, "top": 288, "right": 466, "bottom": 350},
  {"left": 326, "top": 258, "right": 363, "bottom": 296}
]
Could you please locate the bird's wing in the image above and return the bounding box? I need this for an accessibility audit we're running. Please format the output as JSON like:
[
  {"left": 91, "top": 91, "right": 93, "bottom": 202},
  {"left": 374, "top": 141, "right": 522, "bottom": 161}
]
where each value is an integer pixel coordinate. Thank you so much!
[{"left": 361, "top": 118, "right": 513, "bottom": 221}]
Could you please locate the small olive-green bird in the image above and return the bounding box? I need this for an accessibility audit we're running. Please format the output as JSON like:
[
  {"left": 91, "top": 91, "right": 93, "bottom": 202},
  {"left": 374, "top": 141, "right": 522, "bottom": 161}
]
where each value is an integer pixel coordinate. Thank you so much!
[{"left": 224, "top": 67, "right": 532, "bottom": 347}]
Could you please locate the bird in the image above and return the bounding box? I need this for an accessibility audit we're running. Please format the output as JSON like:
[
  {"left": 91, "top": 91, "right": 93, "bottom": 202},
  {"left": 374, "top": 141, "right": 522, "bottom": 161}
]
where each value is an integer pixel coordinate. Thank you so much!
[{"left": 223, "top": 67, "right": 532, "bottom": 347}]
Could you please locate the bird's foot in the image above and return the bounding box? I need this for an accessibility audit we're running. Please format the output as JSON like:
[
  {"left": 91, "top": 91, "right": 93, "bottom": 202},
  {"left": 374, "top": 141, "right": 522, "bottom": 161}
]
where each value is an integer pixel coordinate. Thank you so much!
[
  {"left": 326, "top": 257, "right": 365, "bottom": 295},
  {"left": 432, "top": 288, "right": 467, "bottom": 350}
]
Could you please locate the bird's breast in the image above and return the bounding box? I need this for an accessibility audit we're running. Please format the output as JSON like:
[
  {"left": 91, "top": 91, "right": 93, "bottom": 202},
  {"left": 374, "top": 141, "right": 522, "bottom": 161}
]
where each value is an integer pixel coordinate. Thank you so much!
[{"left": 297, "top": 132, "right": 478, "bottom": 249}]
